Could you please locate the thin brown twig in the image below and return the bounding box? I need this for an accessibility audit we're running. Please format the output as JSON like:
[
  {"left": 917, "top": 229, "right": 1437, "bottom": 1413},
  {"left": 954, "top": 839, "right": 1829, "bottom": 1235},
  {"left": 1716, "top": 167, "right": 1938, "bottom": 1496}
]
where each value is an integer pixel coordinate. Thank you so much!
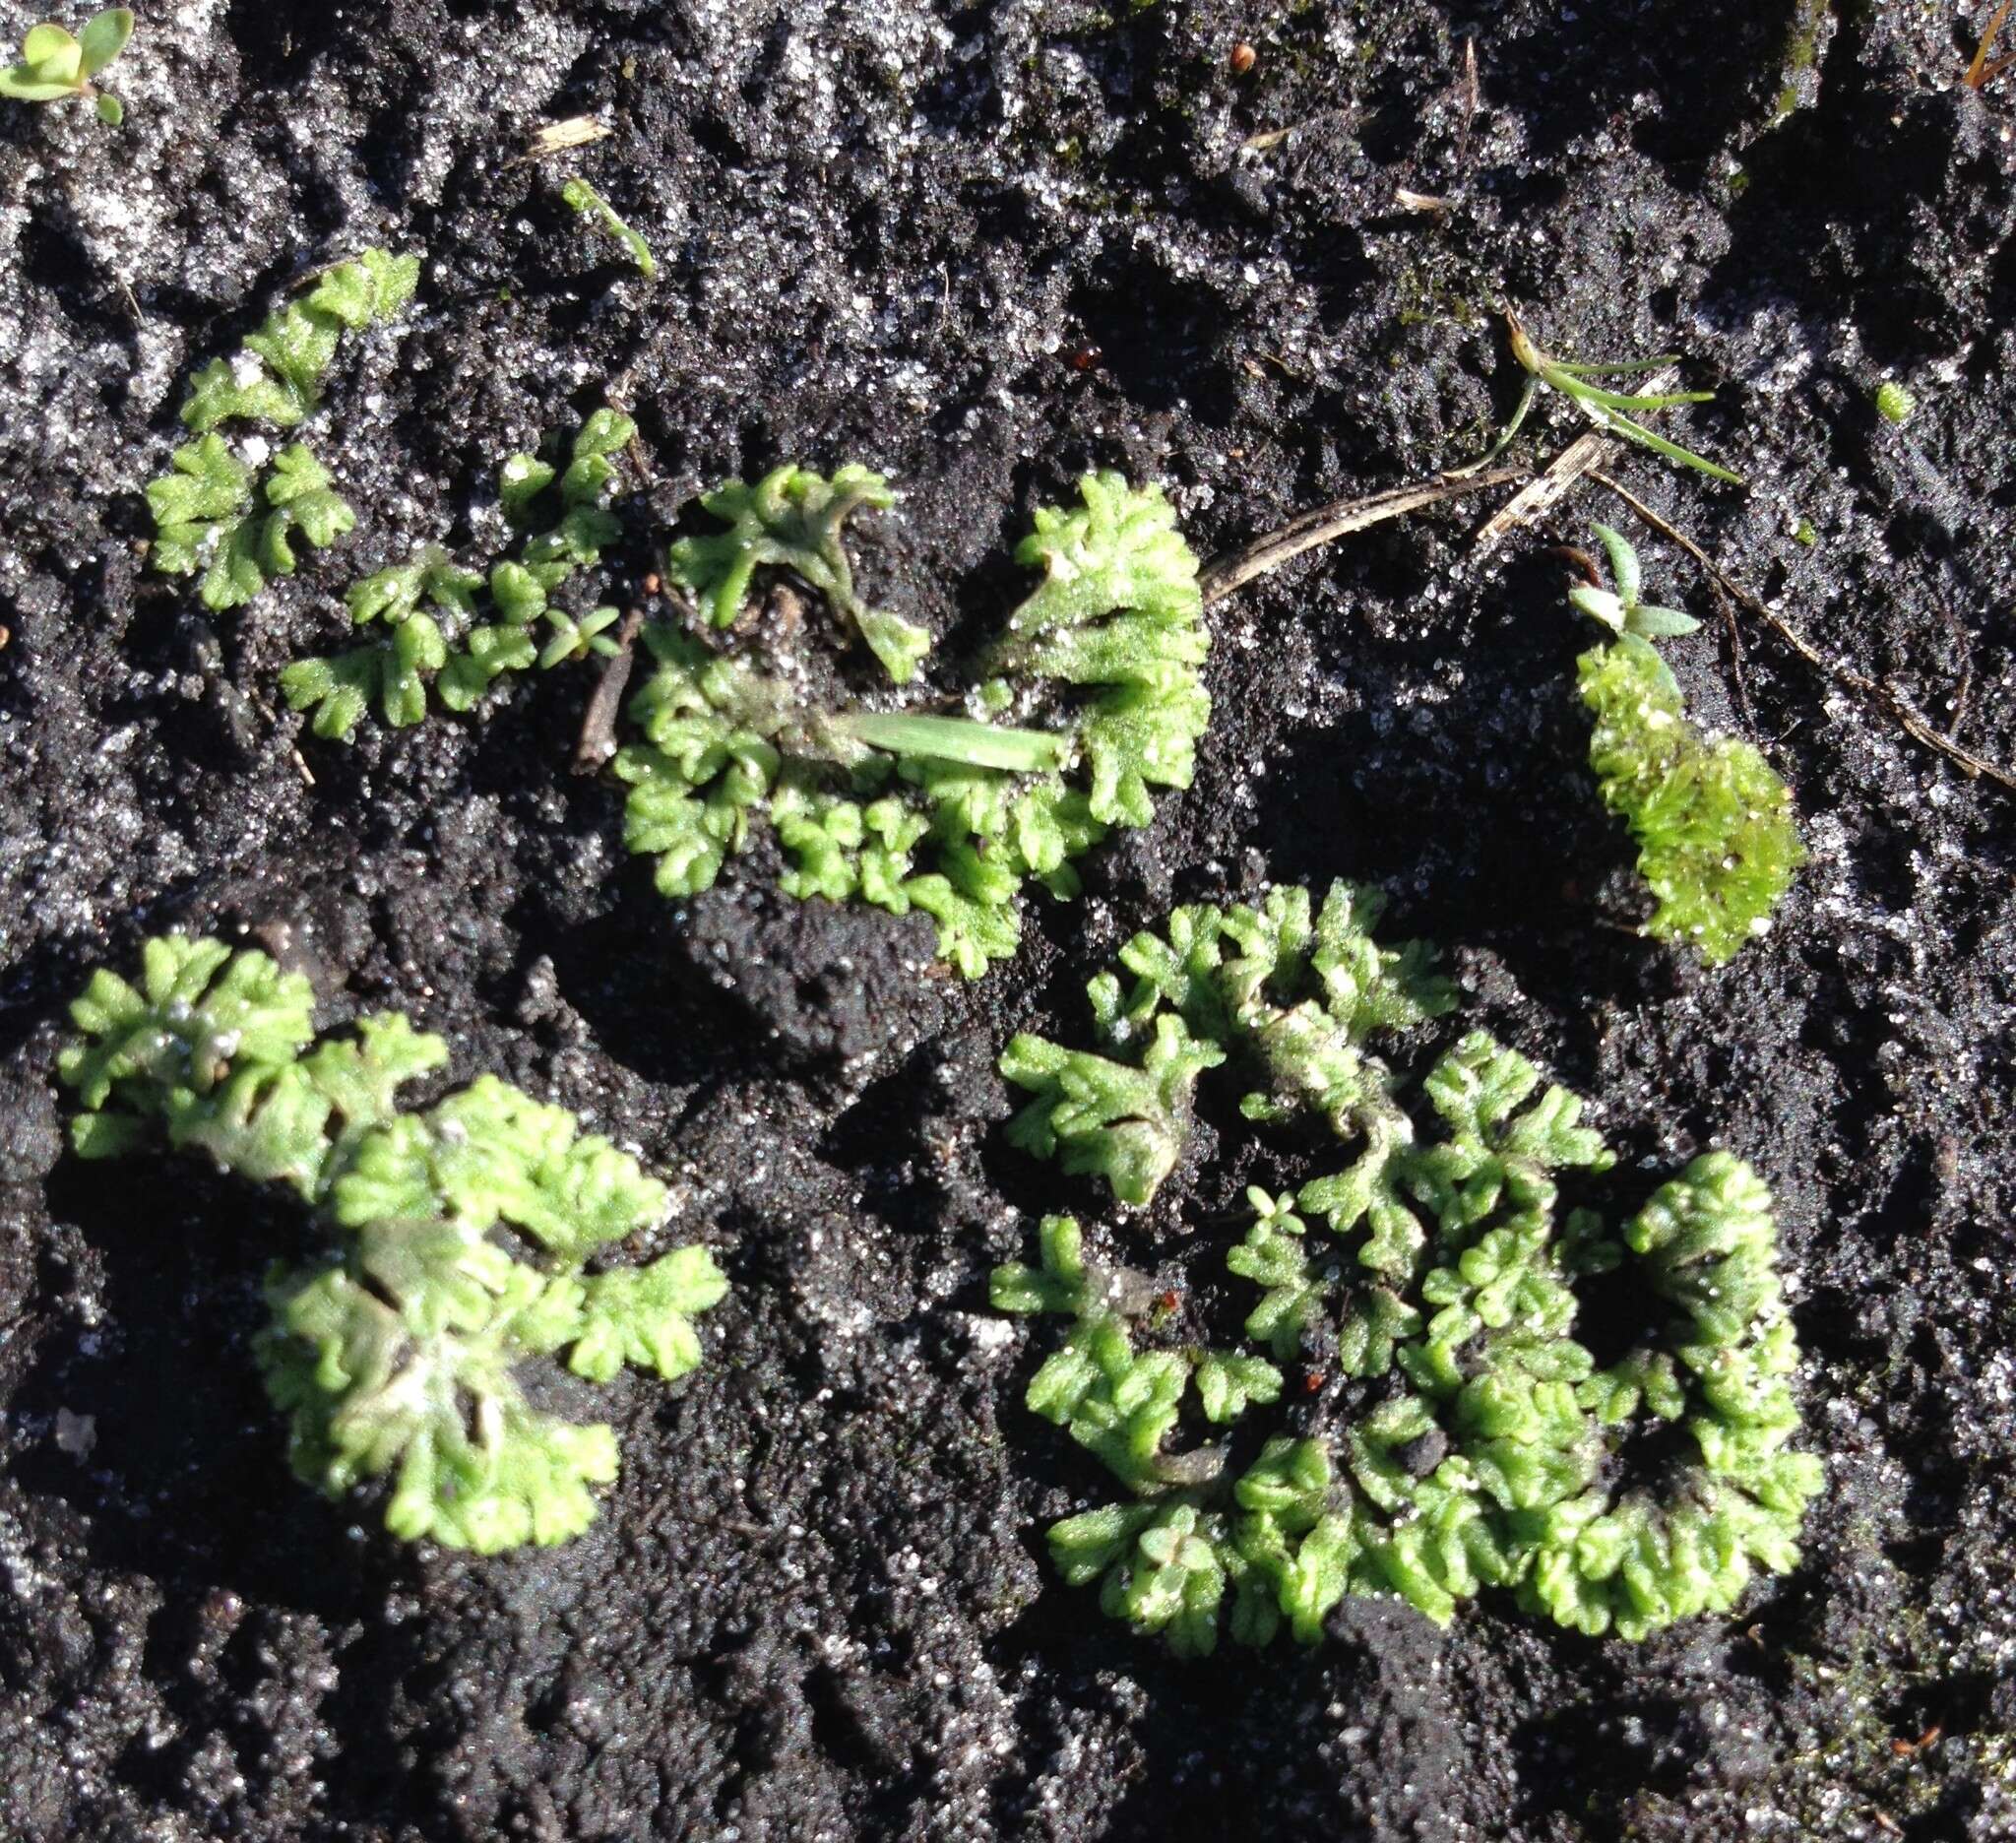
[
  {"left": 1950, "top": 659, "right": 1974, "bottom": 742},
  {"left": 1702, "top": 567, "right": 1755, "bottom": 733},
  {"left": 624, "top": 424, "right": 656, "bottom": 489},
  {"left": 1199, "top": 466, "right": 1528, "bottom": 605},
  {"left": 572, "top": 606, "right": 645, "bottom": 774},
  {"left": 1588, "top": 469, "right": 2016, "bottom": 793},
  {"left": 248, "top": 689, "right": 316, "bottom": 787},
  {"left": 1965, "top": 0, "right": 2014, "bottom": 86}
]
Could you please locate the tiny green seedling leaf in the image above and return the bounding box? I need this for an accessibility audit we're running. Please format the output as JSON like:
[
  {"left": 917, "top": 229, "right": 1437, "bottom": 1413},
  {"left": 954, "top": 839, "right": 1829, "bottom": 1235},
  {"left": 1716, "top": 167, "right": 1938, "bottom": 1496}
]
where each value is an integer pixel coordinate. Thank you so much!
[
  {"left": 0, "top": 69, "right": 80, "bottom": 99},
  {"left": 78, "top": 7, "right": 131, "bottom": 76},
  {"left": 1567, "top": 525, "right": 1702, "bottom": 642},
  {"left": 561, "top": 174, "right": 656, "bottom": 280},
  {"left": 2, "top": 11, "right": 129, "bottom": 116},
  {"left": 23, "top": 23, "right": 83, "bottom": 81},
  {"left": 1872, "top": 380, "right": 1917, "bottom": 425}
]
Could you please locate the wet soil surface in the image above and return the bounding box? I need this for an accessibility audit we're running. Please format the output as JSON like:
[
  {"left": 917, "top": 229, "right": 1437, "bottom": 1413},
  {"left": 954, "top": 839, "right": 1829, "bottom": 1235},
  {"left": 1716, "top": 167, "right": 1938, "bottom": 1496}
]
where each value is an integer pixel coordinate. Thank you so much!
[{"left": 3, "top": 2, "right": 2015, "bottom": 1838}]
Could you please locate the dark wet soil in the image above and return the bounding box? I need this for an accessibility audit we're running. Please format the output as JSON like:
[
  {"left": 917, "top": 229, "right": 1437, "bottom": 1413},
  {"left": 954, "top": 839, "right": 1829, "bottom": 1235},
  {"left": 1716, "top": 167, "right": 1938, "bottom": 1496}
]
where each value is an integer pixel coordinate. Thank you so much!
[{"left": 3, "top": 2, "right": 2014, "bottom": 1838}]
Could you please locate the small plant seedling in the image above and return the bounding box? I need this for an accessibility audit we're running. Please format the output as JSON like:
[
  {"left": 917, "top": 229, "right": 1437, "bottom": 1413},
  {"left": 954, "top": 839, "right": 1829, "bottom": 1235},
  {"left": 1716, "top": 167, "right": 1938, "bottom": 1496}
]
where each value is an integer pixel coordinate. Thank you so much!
[
  {"left": 561, "top": 175, "right": 655, "bottom": 279},
  {"left": 58, "top": 935, "right": 729, "bottom": 1552},
  {"left": 1565, "top": 523, "right": 1702, "bottom": 645},
  {"left": 0, "top": 8, "right": 132, "bottom": 123},
  {"left": 1466, "top": 309, "right": 1743, "bottom": 485},
  {"left": 1566, "top": 528, "right": 1803, "bottom": 964}
]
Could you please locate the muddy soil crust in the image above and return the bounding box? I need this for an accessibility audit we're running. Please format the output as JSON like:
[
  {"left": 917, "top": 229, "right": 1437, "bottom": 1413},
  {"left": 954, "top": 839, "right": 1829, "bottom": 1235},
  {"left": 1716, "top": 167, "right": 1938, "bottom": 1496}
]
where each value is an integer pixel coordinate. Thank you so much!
[{"left": 2, "top": 2, "right": 2014, "bottom": 1838}]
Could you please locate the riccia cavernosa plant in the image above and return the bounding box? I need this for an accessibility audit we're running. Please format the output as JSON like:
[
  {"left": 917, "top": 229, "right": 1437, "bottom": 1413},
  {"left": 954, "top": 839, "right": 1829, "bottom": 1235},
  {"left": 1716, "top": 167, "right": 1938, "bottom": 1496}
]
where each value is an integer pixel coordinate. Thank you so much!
[
  {"left": 218, "top": 359, "right": 1206, "bottom": 980},
  {"left": 59, "top": 935, "right": 727, "bottom": 1552},
  {"left": 282, "top": 409, "right": 634, "bottom": 738},
  {"left": 145, "top": 249, "right": 419, "bottom": 610},
  {"left": 993, "top": 883, "right": 1821, "bottom": 1650},
  {"left": 616, "top": 466, "right": 1211, "bottom": 976}
]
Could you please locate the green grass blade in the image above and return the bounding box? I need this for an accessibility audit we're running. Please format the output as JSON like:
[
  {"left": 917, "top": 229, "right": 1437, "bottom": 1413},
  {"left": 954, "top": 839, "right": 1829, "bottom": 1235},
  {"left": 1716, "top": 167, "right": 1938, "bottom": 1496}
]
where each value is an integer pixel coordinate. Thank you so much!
[
  {"left": 1550, "top": 369, "right": 1715, "bottom": 413},
  {"left": 1547, "top": 356, "right": 1678, "bottom": 377},
  {"left": 843, "top": 712, "right": 1072, "bottom": 774},
  {"left": 1448, "top": 375, "right": 1539, "bottom": 477},
  {"left": 1597, "top": 409, "right": 1744, "bottom": 485}
]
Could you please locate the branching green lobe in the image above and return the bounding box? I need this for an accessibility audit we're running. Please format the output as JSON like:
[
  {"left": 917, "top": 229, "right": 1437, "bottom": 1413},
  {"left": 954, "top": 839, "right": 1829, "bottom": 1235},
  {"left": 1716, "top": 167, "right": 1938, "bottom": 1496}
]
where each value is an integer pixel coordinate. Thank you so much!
[
  {"left": 146, "top": 250, "right": 417, "bottom": 610},
  {"left": 283, "top": 413, "right": 632, "bottom": 740}
]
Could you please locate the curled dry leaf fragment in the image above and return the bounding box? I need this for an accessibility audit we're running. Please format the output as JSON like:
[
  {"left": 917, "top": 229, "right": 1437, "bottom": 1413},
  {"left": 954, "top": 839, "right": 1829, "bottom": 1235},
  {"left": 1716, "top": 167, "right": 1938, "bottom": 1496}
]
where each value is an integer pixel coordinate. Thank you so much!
[{"left": 525, "top": 115, "right": 612, "bottom": 159}]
